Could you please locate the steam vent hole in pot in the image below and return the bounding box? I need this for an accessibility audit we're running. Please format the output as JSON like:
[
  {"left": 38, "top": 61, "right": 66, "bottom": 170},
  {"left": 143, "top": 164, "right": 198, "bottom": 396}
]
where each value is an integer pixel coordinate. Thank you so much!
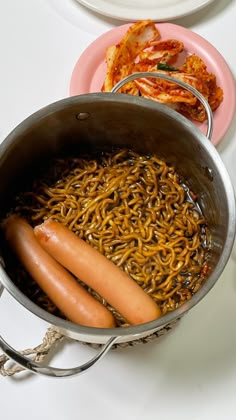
[{"left": 0, "top": 148, "right": 211, "bottom": 328}]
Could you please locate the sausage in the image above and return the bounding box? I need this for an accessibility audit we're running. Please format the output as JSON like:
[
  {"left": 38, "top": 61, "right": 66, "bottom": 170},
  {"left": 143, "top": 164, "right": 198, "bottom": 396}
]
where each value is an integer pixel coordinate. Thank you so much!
[
  {"left": 34, "top": 219, "right": 162, "bottom": 325},
  {"left": 3, "top": 215, "right": 115, "bottom": 328}
]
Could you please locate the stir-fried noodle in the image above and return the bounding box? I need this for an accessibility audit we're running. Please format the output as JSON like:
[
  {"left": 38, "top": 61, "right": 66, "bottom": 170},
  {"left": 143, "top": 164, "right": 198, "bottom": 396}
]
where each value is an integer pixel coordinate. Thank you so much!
[{"left": 5, "top": 149, "right": 209, "bottom": 327}]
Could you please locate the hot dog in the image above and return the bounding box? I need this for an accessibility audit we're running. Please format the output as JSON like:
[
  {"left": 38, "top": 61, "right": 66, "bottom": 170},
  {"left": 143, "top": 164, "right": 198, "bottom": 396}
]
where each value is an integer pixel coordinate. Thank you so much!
[
  {"left": 3, "top": 215, "right": 115, "bottom": 328},
  {"left": 34, "top": 219, "right": 162, "bottom": 325}
]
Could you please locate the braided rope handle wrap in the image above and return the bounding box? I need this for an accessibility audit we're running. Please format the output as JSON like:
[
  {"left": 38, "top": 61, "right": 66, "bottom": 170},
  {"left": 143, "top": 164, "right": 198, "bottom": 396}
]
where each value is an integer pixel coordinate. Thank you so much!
[
  {"left": 0, "top": 326, "right": 64, "bottom": 377},
  {"left": 0, "top": 318, "right": 180, "bottom": 376}
]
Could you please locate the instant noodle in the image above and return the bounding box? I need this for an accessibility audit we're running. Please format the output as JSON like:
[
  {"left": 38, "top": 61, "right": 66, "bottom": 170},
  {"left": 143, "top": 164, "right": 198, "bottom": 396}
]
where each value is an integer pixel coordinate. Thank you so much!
[{"left": 4, "top": 149, "right": 209, "bottom": 327}]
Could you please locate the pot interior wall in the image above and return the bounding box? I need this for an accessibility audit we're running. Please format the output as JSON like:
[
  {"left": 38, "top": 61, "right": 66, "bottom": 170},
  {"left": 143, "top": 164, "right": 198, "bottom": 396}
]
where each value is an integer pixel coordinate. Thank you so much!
[{"left": 0, "top": 94, "right": 233, "bottom": 328}]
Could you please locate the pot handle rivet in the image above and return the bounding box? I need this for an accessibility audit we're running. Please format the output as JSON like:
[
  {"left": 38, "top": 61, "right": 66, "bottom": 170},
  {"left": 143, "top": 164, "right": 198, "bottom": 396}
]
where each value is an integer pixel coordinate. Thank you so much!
[{"left": 76, "top": 112, "right": 90, "bottom": 121}]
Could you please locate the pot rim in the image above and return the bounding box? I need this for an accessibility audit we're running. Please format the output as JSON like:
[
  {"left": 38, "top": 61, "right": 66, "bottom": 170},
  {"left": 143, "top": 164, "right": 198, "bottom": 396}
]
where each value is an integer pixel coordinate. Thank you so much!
[{"left": 0, "top": 93, "right": 235, "bottom": 338}]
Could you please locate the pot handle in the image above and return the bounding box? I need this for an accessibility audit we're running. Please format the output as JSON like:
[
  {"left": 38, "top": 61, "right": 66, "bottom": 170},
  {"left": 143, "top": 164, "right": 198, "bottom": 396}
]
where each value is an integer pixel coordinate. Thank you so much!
[
  {"left": 111, "top": 72, "right": 213, "bottom": 141},
  {"left": 0, "top": 285, "right": 120, "bottom": 378}
]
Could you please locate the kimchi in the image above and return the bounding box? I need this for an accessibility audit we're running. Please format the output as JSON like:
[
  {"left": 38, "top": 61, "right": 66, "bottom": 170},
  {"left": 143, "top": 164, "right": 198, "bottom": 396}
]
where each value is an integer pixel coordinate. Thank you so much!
[{"left": 102, "top": 20, "right": 223, "bottom": 123}]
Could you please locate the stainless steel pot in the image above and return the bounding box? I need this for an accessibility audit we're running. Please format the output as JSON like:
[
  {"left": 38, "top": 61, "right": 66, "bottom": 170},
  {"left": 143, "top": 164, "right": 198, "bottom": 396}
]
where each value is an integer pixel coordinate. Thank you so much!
[{"left": 0, "top": 73, "right": 235, "bottom": 377}]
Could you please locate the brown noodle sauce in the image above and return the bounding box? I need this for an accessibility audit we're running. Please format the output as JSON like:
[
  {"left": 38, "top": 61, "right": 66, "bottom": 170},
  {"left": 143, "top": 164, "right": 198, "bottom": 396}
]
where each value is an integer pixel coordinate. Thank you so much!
[{"left": 3, "top": 149, "right": 210, "bottom": 327}]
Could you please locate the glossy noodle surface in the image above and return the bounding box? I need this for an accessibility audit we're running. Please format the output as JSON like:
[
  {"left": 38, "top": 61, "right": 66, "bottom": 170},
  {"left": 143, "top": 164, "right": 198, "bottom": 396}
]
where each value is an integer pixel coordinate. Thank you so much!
[{"left": 7, "top": 149, "right": 209, "bottom": 327}]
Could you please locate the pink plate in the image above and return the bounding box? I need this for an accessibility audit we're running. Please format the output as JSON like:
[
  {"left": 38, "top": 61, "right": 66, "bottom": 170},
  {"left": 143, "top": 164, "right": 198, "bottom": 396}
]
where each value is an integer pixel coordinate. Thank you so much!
[{"left": 70, "top": 23, "right": 236, "bottom": 146}]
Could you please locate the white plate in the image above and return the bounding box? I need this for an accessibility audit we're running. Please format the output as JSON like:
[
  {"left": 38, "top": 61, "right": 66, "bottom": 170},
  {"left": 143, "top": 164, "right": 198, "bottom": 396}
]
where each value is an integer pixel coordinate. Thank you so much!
[{"left": 74, "top": 0, "right": 216, "bottom": 22}]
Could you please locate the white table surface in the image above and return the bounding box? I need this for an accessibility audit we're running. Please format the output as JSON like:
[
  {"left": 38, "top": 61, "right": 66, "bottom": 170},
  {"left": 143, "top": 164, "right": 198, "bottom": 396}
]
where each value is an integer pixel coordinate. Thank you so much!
[{"left": 1, "top": 1, "right": 236, "bottom": 419}]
